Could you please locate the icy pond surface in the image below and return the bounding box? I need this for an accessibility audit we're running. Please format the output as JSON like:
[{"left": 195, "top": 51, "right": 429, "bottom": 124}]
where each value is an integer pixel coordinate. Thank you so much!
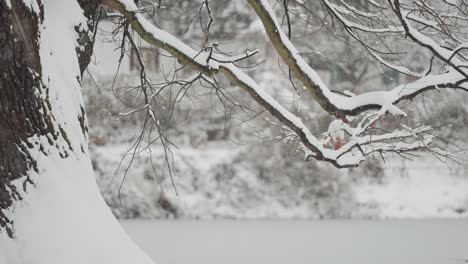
[{"left": 121, "top": 220, "right": 468, "bottom": 264}]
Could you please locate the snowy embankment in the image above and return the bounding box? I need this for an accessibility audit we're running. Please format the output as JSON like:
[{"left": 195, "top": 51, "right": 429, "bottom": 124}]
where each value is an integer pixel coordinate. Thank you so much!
[
  {"left": 92, "top": 143, "right": 468, "bottom": 220},
  {"left": 354, "top": 158, "right": 468, "bottom": 218},
  {"left": 93, "top": 142, "right": 342, "bottom": 219}
]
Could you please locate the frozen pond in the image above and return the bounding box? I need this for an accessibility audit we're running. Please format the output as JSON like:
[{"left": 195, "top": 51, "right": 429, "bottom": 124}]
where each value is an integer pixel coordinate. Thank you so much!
[{"left": 121, "top": 220, "right": 468, "bottom": 264}]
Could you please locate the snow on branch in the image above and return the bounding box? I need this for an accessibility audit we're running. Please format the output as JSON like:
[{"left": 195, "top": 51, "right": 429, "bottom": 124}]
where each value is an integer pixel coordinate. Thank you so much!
[
  {"left": 104, "top": 0, "right": 465, "bottom": 168},
  {"left": 104, "top": 0, "right": 329, "bottom": 162},
  {"left": 247, "top": 0, "right": 468, "bottom": 117},
  {"left": 391, "top": 0, "right": 468, "bottom": 79}
]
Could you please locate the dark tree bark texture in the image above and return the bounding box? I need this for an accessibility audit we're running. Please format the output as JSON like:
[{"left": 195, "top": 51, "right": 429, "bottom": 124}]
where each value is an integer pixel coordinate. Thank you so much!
[
  {"left": 0, "top": 0, "right": 98, "bottom": 238},
  {"left": 0, "top": 0, "right": 46, "bottom": 238}
]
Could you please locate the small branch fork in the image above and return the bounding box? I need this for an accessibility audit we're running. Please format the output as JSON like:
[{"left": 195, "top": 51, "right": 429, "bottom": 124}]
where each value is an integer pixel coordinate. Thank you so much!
[{"left": 102, "top": 0, "right": 468, "bottom": 168}]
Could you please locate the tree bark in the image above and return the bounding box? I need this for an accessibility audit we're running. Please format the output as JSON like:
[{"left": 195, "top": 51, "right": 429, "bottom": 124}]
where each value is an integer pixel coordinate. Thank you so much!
[
  {"left": 0, "top": 0, "right": 47, "bottom": 237},
  {"left": 0, "top": 1, "right": 151, "bottom": 262},
  {"left": 0, "top": 0, "right": 98, "bottom": 238}
]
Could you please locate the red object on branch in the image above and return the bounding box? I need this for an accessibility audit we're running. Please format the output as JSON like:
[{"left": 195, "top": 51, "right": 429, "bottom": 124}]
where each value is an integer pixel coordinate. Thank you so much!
[{"left": 332, "top": 137, "right": 343, "bottom": 150}]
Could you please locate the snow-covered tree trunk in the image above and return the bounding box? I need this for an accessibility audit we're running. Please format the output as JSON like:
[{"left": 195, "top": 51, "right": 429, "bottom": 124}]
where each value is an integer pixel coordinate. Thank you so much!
[{"left": 0, "top": 1, "right": 153, "bottom": 263}]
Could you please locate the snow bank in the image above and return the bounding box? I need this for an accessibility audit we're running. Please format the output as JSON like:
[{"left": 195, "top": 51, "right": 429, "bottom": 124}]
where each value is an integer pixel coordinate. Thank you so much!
[{"left": 354, "top": 157, "right": 468, "bottom": 218}]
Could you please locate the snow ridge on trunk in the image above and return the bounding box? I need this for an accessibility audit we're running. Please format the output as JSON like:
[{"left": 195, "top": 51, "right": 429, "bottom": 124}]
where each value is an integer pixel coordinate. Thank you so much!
[{"left": 0, "top": 0, "right": 154, "bottom": 263}]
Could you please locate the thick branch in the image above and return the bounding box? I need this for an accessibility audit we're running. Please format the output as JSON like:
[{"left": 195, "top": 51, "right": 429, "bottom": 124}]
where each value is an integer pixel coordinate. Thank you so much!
[
  {"left": 246, "top": 0, "right": 468, "bottom": 116},
  {"left": 103, "top": 0, "right": 461, "bottom": 168}
]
